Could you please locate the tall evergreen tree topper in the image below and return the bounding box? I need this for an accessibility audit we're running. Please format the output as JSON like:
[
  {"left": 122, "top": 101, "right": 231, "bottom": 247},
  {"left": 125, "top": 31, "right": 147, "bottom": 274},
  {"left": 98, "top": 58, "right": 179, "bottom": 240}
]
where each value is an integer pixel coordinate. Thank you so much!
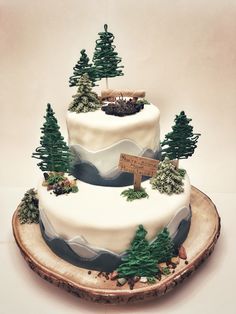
[
  {"left": 150, "top": 157, "right": 186, "bottom": 195},
  {"left": 93, "top": 24, "right": 124, "bottom": 87},
  {"left": 69, "top": 49, "right": 97, "bottom": 87},
  {"left": 32, "top": 104, "right": 72, "bottom": 173},
  {"left": 68, "top": 73, "right": 101, "bottom": 113},
  {"left": 161, "top": 111, "right": 201, "bottom": 160}
]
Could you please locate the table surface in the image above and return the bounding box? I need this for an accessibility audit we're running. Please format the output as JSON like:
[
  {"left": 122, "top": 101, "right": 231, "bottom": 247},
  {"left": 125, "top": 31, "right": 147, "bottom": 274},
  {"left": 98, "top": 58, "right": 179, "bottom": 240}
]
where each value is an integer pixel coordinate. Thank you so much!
[{"left": 1, "top": 186, "right": 235, "bottom": 314}]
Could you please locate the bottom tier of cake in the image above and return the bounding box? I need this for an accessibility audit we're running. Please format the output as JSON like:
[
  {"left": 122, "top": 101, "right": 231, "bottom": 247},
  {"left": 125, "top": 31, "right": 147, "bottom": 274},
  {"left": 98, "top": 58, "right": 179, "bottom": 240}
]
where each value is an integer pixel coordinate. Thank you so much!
[{"left": 37, "top": 176, "right": 191, "bottom": 272}]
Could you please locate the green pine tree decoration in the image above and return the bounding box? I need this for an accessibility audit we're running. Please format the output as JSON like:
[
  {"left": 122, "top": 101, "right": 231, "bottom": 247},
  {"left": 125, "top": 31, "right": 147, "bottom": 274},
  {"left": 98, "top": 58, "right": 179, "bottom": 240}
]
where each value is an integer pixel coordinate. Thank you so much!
[
  {"left": 18, "top": 189, "right": 39, "bottom": 224},
  {"left": 68, "top": 73, "right": 101, "bottom": 113},
  {"left": 32, "top": 103, "right": 72, "bottom": 172},
  {"left": 69, "top": 49, "right": 97, "bottom": 87},
  {"left": 149, "top": 228, "right": 175, "bottom": 263},
  {"left": 161, "top": 111, "right": 201, "bottom": 161},
  {"left": 93, "top": 24, "right": 124, "bottom": 88},
  {"left": 117, "top": 225, "right": 159, "bottom": 278},
  {"left": 150, "top": 157, "right": 186, "bottom": 195}
]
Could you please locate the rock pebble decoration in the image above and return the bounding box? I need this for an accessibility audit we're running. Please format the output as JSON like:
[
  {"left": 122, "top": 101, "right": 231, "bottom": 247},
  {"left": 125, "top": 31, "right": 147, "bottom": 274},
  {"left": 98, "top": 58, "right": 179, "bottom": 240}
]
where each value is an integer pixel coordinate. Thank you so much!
[
  {"left": 117, "top": 278, "right": 127, "bottom": 286},
  {"left": 171, "top": 256, "right": 180, "bottom": 265},
  {"left": 179, "top": 245, "right": 187, "bottom": 260},
  {"left": 140, "top": 277, "right": 148, "bottom": 283},
  {"left": 110, "top": 271, "right": 119, "bottom": 280}
]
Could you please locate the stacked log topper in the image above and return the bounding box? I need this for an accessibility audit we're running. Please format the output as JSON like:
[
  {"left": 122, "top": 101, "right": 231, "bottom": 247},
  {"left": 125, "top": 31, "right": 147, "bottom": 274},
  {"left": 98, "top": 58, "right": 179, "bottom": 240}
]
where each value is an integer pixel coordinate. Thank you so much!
[
  {"left": 101, "top": 89, "right": 146, "bottom": 100},
  {"left": 119, "top": 154, "right": 179, "bottom": 191}
]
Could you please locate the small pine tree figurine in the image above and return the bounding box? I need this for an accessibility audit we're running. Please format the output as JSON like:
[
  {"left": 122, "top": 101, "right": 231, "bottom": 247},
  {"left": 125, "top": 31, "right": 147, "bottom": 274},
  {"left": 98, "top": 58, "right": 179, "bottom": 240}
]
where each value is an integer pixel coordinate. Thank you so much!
[
  {"left": 161, "top": 111, "right": 201, "bottom": 162},
  {"left": 117, "top": 225, "right": 158, "bottom": 278},
  {"left": 149, "top": 228, "right": 175, "bottom": 263},
  {"left": 32, "top": 104, "right": 72, "bottom": 173},
  {"left": 93, "top": 24, "right": 124, "bottom": 88},
  {"left": 150, "top": 157, "right": 186, "bottom": 195},
  {"left": 68, "top": 73, "right": 101, "bottom": 113},
  {"left": 18, "top": 189, "right": 39, "bottom": 224},
  {"left": 69, "top": 49, "right": 97, "bottom": 87}
]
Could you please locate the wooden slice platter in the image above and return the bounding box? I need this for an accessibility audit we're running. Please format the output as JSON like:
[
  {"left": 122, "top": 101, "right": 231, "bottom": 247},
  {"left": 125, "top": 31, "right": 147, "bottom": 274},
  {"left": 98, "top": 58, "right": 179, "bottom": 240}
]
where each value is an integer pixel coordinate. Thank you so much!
[{"left": 12, "top": 186, "right": 220, "bottom": 304}]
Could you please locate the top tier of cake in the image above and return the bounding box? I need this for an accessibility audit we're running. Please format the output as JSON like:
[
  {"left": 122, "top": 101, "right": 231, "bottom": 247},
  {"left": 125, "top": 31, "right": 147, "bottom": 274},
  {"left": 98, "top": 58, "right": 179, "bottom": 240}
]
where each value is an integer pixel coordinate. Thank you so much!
[{"left": 66, "top": 103, "right": 160, "bottom": 186}]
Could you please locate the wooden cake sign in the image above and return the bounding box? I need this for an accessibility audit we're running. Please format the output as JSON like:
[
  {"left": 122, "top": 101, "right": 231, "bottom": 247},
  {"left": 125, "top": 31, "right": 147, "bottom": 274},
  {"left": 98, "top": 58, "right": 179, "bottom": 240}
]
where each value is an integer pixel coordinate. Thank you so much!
[{"left": 119, "top": 153, "right": 159, "bottom": 191}]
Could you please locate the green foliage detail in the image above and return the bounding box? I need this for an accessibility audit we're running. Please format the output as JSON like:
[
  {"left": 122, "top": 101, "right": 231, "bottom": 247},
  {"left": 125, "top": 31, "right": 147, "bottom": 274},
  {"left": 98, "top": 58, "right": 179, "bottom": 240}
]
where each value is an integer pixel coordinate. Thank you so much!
[
  {"left": 149, "top": 227, "right": 175, "bottom": 263},
  {"left": 147, "top": 277, "right": 156, "bottom": 284},
  {"left": 150, "top": 157, "right": 186, "bottom": 195},
  {"left": 178, "top": 168, "right": 187, "bottom": 178},
  {"left": 92, "top": 24, "right": 124, "bottom": 80},
  {"left": 161, "top": 267, "right": 171, "bottom": 275},
  {"left": 32, "top": 104, "right": 72, "bottom": 173},
  {"left": 68, "top": 74, "right": 101, "bottom": 113},
  {"left": 136, "top": 98, "right": 150, "bottom": 105},
  {"left": 69, "top": 49, "right": 97, "bottom": 87},
  {"left": 161, "top": 111, "right": 201, "bottom": 160},
  {"left": 71, "top": 185, "right": 79, "bottom": 193},
  {"left": 117, "top": 225, "right": 175, "bottom": 279},
  {"left": 46, "top": 172, "right": 65, "bottom": 185},
  {"left": 121, "top": 188, "right": 149, "bottom": 201},
  {"left": 18, "top": 189, "right": 39, "bottom": 224}
]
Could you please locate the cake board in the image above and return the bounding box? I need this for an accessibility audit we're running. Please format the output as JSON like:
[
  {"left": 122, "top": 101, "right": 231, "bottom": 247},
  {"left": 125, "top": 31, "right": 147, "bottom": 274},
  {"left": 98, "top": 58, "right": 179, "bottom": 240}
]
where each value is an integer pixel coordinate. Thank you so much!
[{"left": 12, "top": 186, "right": 221, "bottom": 305}]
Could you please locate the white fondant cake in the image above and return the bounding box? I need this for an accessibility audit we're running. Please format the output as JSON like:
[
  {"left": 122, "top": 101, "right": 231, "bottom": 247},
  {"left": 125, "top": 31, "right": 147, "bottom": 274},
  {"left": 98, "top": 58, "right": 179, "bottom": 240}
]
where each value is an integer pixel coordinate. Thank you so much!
[
  {"left": 67, "top": 104, "right": 160, "bottom": 184},
  {"left": 37, "top": 99, "right": 192, "bottom": 272},
  {"left": 38, "top": 176, "right": 191, "bottom": 254},
  {"left": 66, "top": 104, "right": 160, "bottom": 151}
]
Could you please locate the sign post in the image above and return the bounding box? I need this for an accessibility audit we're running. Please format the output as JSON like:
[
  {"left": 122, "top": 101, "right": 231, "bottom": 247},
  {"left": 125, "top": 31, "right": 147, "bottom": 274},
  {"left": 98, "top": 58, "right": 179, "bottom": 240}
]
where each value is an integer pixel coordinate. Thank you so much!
[{"left": 119, "top": 154, "right": 159, "bottom": 191}]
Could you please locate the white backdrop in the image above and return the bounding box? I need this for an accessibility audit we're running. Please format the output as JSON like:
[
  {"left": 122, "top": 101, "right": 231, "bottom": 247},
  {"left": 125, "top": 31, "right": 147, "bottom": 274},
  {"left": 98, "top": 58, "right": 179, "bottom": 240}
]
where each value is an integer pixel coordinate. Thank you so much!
[
  {"left": 0, "top": 1, "right": 236, "bottom": 313},
  {"left": 1, "top": 0, "right": 236, "bottom": 193}
]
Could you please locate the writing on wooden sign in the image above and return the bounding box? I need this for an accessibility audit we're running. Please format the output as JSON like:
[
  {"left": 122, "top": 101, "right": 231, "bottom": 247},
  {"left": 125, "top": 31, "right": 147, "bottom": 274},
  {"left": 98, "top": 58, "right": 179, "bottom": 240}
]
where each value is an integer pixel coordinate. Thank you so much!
[{"left": 119, "top": 153, "right": 159, "bottom": 191}]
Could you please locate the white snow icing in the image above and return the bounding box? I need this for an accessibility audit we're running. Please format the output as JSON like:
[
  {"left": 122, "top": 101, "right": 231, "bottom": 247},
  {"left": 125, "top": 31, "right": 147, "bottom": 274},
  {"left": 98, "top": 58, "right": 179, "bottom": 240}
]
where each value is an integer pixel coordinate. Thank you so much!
[{"left": 38, "top": 176, "right": 191, "bottom": 254}]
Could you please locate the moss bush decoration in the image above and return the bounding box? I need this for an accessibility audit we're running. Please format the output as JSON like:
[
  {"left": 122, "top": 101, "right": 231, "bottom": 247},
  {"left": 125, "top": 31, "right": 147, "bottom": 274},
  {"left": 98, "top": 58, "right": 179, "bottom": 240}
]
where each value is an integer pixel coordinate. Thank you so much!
[
  {"left": 69, "top": 49, "right": 97, "bottom": 87},
  {"left": 150, "top": 157, "right": 186, "bottom": 195},
  {"left": 32, "top": 103, "right": 72, "bottom": 173},
  {"left": 117, "top": 225, "right": 175, "bottom": 279},
  {"left": 43, "top": 172, "right": 78, "bottom": 196},
  {"left": 136, "top": 98, "right": 150, "bottom": 106},
  {"left": 68, "top": 74, "right": 101, "bottom": 113},
  {"left": 161, "top": 111, "right": 201, "bottom": 161},
  {"left": 18, "top": 189, "right": 39, "bottom": 224},
  {"left": 121, "top": 188, "right": 149, "bottom": 201}
]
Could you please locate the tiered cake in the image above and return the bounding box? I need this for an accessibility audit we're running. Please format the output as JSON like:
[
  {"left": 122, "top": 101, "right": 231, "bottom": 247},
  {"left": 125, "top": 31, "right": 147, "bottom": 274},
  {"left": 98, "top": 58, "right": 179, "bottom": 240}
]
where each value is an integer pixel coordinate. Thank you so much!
[
  {"left": 18, "top": 24, "right": 201, "bottom": 283},
  {"left": 36, "top": 96, "right": 191, "bottom": 272}
]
